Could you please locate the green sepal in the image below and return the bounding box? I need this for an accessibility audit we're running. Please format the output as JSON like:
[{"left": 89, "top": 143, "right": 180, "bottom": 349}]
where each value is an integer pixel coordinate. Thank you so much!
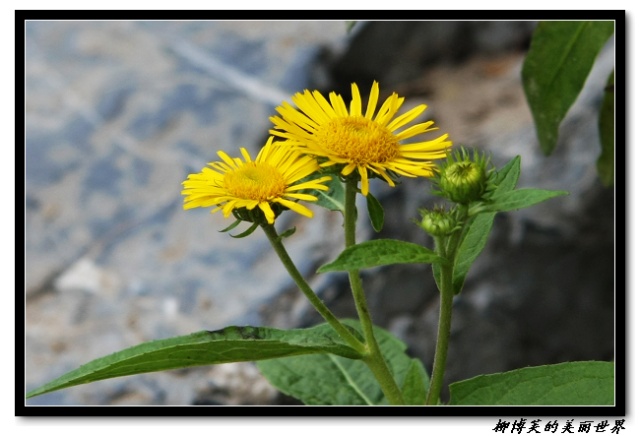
[
  {"left": 277, "top": 227, "right": 296, "bottom": 241},
  {"left": 219, "top": 218, "right": 243, "bottom": 233},
  {"left": 230, "top": 221, "right": 260, "bottom": 238}
]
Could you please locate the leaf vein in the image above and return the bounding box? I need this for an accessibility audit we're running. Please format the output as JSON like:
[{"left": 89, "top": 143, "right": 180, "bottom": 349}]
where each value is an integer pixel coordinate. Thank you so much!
[{"left": 328, "top": 355, "right": 375, "bottom": 405}]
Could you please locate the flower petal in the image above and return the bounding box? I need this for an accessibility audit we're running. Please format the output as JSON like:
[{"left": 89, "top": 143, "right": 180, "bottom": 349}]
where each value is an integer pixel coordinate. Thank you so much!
[
  {"left": 358, "top": 165, "right": 370, "bottom": 196},
  {"left": 386, "top": 105, "right": 427, "bottom": 132},
  {"left": 259, "top": 202, "right": 276, "bottom": 224},
  {"left": 364, "top": 81, "right": 380, "bottom": 120},
  {"left": 330, "top": 92, "right": 349, "bottom": 117},
  {"left": 274, "top": 198, "right": 314, "bottom": 218},
  {"left": 349, "top": 83, "right": 362, "bottom": 117}
]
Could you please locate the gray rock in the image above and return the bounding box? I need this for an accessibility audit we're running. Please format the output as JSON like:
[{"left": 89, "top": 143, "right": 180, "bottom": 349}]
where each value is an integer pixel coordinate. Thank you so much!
[
  {"left": 329, "top": 21, "right": 537, "bottom": 90},
  {"left": 24, "top": 20, "right": 350, "bottom": 406}
]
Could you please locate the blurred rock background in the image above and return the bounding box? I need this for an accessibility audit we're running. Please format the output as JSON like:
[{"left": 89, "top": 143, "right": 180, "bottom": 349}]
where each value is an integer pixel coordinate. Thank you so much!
[{"left": 24, "top": 20, "right": 615, "bottom": 405}]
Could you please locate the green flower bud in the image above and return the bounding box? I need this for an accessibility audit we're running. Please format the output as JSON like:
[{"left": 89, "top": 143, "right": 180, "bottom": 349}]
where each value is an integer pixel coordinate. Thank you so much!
[
  {"left": 435, "top": 148, "right": 490, "bottom": 204},
  {"left": 418, "top": 207, "right": 457, "bottom": 237}
]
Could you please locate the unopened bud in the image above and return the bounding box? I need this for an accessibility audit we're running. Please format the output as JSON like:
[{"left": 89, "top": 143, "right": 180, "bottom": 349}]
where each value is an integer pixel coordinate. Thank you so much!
[
  {"left": 418, "top": 208, "right": 457, "bottom": 237},
  {"left": 435, "top": 148, "right": 490, "bottom": 204}
]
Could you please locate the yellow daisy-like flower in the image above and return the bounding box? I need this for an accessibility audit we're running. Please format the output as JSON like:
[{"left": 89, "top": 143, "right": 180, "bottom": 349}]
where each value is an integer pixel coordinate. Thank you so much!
[
  {"left": 269, "top": 81, "right": 452, "bottom": 196},
  {"left": 181, "top": 137, "right": 331, "bottom": 225}
]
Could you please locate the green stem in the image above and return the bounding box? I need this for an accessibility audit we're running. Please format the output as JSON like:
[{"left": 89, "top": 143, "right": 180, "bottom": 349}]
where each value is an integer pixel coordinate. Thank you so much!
[
  {"left": 343, "top": 177, "right": 405, "bottom": 405},
  {"left": 425, "top": 205, "right": 468, "bottom": 405},
  {"left": 261, "top": 223, "right": 366, "bottom": 355},
  {"left": 425, "top": 250, "right": 454, "bottom": 405}
]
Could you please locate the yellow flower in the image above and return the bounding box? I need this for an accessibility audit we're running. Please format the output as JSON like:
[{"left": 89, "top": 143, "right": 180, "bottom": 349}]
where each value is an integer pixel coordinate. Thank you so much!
[
  {"left": 181, "top": 137, "right": 331, "bottom": 225},
  {"left": 269, "top": 81, "right": 452, "bottom": 196}
]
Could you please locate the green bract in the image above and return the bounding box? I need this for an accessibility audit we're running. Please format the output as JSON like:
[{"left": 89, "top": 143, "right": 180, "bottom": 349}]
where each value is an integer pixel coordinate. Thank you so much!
[
  {"left": 433, "top": 148, "right": 492, "bottom": 204},
  {"left": 418, "top": 207, "right": 458, "bottom": 237}
]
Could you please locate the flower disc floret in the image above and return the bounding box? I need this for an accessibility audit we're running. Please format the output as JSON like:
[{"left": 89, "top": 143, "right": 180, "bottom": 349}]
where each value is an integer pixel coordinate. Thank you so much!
[
  {"left": 224, "top": 162, "right": 287, "bottom": 202},
  {"left": 316, "top": 116, "right": 399, "bottom": 165},
  {"left": 269, "top": 81, "right": 452, "bottom": 196},
  {"left": 181, "top": 137, "right": 331, "bottom": 224}
]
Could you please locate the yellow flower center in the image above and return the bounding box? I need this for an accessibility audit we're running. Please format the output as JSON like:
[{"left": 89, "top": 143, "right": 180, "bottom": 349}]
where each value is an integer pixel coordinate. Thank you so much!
[
  {"left": 316, "top": 116, "right": 399, "bottom": 164},
  {"left": 224, "top": 162, "right": 286, "bottom": 201}
]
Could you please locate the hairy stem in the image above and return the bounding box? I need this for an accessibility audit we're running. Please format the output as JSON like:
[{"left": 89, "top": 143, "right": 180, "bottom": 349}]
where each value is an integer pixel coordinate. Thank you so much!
[
  {"left": 343, "top": 177, "right": 405, "bottom": 405},
  {"left": 425, "top": 251, "right": 454, "bottom": 405},
  {"left": 261, "top": 223, "right": 366, "bottom": 355},
  {"left": 425, "top": 205, "right": 468, "bottom": 405}
]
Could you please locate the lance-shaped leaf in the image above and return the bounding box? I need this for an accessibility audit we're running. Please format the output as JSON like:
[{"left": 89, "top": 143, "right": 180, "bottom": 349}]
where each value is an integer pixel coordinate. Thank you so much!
[
  {"left": 450, "top": 212, "right": 497, "bottom": 294},
  {"left": 481, "top": 188, "right": 568, "bottom": 213},
  {"left": 26, "top": 324, "right": 362, "bottom": 399},
  {"left": 522, "top": 21, "right": 614, "bottom": 155},
  {"left": 492, "top": 155, "right": 521, "bottom": 196},
  {"left": 597, "top": 70, "right": 615, "bottom": 186},
  {"left": 449, "top": 361, "right": 614, "bottom": 405},
  {"left": 317, "top": 239, "right": 446, "bottom": 273}
]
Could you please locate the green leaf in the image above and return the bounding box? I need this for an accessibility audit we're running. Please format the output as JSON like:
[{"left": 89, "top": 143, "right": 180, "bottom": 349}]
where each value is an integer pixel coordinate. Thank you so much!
[
  {"left": 314, "top": 174, "right": 346, "bottom": 213},
  {"left": 257, "top": 320, "right": 429, "bottom": 405},
  {"left": 317, "top": 239, "right": 446, "bottom": 273},
  {"left": 366, "top": 193, "right": 385, "bottom": 232},
  {"left": 401, "top": 359, "right": 429, "bottom": 405},
  {"left": 449, "top": 361, "right": 614, "bottom": 405},
  {"left": 482, "top": 188, "right": 568, "bottom": 213},
  {"left": 26, "top": 324, "right": 362, "bottom": 399},
  {"left": 451, "top": 194, "right": 567, "bottom": 295},
  {"left": 597, "top": 70, "right": 615, "bottom": 186},
  {"left": 492, "top": 155, "right": 521, "bottom": 196},
  {"left": 451, "top": 212, "right": 497, "bottom": 294},
  {"left": 522, "top": 21, "right": 614, "bottom": 154}
]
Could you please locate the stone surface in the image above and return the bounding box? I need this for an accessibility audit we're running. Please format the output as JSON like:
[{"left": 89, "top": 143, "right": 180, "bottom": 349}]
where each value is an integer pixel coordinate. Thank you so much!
[
  {"left": 329, "top": 21, "right": 537, "bottom": 93},
  {"left": 24, "top": 20, "right": 352, "bottom": 406},
  {"left": 24, "top": 20, "right": 616, "bottom": 406}
]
